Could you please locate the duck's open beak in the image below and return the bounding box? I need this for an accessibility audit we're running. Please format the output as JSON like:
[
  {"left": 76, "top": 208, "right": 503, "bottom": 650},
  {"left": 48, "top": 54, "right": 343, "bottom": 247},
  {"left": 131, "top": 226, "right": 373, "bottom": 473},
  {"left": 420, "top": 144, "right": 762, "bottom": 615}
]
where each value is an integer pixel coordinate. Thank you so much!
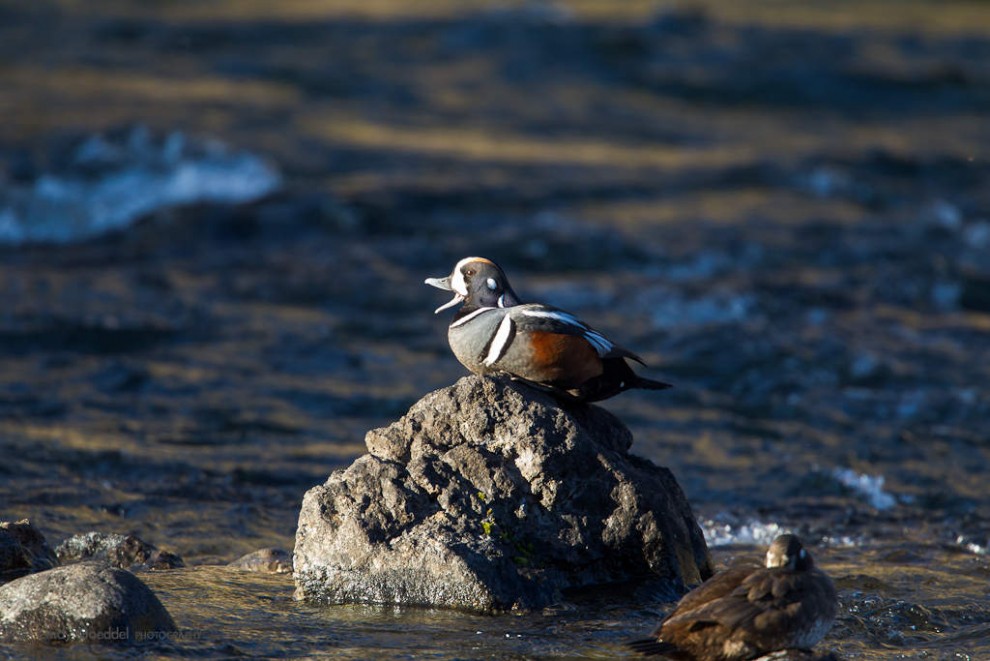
[{"left": 425, "top": 276, "right": 463, "bottom": 313}]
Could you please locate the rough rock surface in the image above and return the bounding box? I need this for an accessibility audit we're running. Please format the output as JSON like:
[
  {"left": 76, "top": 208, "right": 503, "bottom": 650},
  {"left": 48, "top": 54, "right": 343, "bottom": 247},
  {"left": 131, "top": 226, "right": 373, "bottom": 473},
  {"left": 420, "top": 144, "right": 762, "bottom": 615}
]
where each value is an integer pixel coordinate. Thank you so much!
[
  {"left": 56, "top": 532, "right": 184, "bottom": 570},
  {"left": 0, "top": 562, "right": 176, "bottom": 643},
  {"left": 0, "top": 520, "right": 58, "bottom": 581},
  {"left": 294, "top": 375, "right": 712, "bottom": 612},
  {"left": 228, "top": 548, "right": 292, "bottom": 574}
]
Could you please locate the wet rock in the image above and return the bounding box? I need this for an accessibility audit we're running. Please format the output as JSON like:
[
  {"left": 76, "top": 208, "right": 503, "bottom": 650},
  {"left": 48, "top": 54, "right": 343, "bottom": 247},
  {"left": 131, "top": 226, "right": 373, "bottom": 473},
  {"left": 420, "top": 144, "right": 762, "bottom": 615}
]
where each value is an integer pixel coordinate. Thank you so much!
[
  {"left": 0, "top": 520, "right": 58, "bottom": 581},
  {"left": 228, "top": 548, "right": 292, "bottom": 574},
  {"left": 0, "top": 562, "right": 175, "bottom": 643},
  {"left": 294, "top": 375, "right": 712, "bottom": 612},
  {"left": 56, "top": 532, "right": 184, "bottom": 570}
]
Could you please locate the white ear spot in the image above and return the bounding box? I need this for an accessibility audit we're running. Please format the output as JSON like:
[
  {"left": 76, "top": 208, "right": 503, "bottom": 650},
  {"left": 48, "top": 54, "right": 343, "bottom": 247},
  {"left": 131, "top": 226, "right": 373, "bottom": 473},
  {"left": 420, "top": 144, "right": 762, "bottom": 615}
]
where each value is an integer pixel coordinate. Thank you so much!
[
  {"left": 487, "top": 278, "right": 498, "bottom": 290},
  {"left": 799, "top": 549, "right": 807, "bottom": 559}
]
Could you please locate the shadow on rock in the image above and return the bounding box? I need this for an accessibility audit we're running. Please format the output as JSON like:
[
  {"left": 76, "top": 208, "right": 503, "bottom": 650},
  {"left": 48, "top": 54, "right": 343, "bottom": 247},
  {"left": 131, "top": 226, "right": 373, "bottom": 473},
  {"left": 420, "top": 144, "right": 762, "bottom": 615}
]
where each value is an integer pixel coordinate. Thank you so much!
[{"left": 0, "top": 519, "right": 57, "bottom": 582}]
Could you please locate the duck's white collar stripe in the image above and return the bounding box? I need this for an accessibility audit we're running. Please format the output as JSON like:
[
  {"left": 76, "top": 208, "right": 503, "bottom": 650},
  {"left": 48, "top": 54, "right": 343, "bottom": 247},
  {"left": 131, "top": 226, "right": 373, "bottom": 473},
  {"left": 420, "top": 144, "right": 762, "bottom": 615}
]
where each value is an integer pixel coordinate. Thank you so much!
[
  {"left": 483, "top": 314, "right": 515, "bottom": 366},
  {"left": 450, "top": 306, "right": 496, "bottom": 328}
]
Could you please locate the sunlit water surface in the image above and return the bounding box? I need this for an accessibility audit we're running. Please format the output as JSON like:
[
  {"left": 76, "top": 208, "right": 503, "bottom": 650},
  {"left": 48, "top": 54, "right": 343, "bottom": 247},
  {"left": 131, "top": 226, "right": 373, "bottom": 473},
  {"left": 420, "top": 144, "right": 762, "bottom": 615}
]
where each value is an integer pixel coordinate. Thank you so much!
[{"left": 2, "top": 1, "right": 989, "bottom": 659}]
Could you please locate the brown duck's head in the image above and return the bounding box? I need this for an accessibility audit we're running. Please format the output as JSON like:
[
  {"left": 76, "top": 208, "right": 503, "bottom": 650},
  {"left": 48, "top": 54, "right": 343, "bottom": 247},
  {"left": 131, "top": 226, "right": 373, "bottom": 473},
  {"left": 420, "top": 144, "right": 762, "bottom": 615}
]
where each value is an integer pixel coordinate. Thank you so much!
[{"left": 766, "top": 533, "right": 814, "bottom": 571}]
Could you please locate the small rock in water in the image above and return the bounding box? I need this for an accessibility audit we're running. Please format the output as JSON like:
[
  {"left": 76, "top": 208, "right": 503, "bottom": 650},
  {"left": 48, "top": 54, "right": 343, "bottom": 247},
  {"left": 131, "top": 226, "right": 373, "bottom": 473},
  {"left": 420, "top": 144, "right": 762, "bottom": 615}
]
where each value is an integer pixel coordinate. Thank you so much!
[
  {"left": 56, "top": 532, "right": 184, "bottom": 570},
  {"left": 228, "top": 548, "right": 292, "bottom": 574},
  {"left": 0, "top": 519, "right": 58, "bottom": 581},
  {"left": 0, "top": 562, "right": 176, "bottom": 643},
  {"left": 294, "top": 375, "right": 712, "bottom": 612}
]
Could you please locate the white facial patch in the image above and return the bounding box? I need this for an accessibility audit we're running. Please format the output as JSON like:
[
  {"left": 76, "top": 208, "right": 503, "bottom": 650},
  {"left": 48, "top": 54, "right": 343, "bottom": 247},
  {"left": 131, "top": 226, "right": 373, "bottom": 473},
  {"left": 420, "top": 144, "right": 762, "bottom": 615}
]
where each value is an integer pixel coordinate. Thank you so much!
[
  {"left": 450, "top": 267, "right": 468, "bottom": 297},
  {"left": 486, "top": 277, "right": 498, "bottom": 290},
  {"left": 450, "top": 256, "right": 489, "bottom": 297}
]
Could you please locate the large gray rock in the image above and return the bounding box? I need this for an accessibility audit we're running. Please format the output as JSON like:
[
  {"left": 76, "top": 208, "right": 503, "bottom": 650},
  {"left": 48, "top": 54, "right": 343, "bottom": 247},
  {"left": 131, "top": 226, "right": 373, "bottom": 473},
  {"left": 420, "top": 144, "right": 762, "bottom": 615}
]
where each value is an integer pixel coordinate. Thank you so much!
[
  {"left": 294, "top": 375, "right": 712, "bottom": 612},
  {"left": 0, "top": 520, "right": 58, "bottom": 581},
  {"left": 0, "top": 562, "right": 176, "bottom": 643}
]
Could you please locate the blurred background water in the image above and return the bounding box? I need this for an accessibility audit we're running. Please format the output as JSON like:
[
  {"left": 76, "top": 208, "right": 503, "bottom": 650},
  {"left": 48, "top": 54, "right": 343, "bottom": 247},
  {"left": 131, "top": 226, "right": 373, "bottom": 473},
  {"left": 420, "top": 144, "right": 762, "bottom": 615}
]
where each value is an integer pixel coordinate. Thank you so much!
[{"left": 1, "top": 1, "right": 989, "bottom": 658}]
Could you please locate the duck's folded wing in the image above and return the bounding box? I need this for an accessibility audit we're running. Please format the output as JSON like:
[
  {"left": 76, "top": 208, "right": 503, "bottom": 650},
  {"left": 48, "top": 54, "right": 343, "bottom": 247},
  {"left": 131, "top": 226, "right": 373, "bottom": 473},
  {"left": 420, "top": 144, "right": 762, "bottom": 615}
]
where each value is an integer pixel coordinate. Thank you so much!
[{"left": 512, "top": 304, "right": 644, "bottom": 362}]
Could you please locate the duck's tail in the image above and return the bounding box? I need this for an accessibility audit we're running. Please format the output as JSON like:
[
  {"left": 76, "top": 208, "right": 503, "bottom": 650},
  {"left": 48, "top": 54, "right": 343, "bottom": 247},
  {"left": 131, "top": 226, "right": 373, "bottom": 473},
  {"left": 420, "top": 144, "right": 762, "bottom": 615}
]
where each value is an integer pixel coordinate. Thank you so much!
[{"left": 632, "top": 376, "right": 673, "bottom": 391}]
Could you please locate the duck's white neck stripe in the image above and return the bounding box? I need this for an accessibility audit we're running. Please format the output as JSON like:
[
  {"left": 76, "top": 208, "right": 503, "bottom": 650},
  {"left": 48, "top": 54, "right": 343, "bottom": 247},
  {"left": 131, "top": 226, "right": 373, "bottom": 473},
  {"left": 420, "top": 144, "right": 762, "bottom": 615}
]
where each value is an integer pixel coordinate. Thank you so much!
[
  {"left": 450, "top": 306, "right": 496, "bottom": 328},
  {"left": 483, "top": 314, "right": 515, "bottom": 366}
]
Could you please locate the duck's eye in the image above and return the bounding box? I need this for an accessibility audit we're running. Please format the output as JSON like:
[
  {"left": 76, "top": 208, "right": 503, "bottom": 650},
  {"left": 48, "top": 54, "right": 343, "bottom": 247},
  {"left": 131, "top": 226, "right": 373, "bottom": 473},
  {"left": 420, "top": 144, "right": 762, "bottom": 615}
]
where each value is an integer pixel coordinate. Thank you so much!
[
  {"left": 486, "top": 278, "right": 498, "bottom": 290},
  {"left": 465, "top": 268, "right": 476, "bottom": 277}
]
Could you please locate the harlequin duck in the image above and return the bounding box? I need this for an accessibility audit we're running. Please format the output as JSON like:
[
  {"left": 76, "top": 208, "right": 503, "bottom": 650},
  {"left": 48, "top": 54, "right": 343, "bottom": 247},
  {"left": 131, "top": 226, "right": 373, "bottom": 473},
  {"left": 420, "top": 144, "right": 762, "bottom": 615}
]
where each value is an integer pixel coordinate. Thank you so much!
[
  {"left": 628, "top": 534, "right": 838, "bottom": 660},
  {"left": 425, "top": 256, "right": 672, "bottom": 402}
]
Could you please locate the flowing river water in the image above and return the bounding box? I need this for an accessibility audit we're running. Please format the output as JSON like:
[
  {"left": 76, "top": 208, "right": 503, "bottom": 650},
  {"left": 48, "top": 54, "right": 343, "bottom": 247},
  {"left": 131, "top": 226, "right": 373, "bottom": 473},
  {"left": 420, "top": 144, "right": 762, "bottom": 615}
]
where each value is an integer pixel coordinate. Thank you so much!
[{"left": 1, "top": 2, "right": 989, "bottom": 658}]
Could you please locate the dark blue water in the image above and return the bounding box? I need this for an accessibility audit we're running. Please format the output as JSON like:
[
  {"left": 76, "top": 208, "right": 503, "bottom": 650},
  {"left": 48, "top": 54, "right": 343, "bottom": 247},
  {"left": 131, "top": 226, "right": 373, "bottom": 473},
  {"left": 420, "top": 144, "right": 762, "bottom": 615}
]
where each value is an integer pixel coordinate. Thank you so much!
[{"left": 1, "top": 2, "right": 989, "bottom": 658}]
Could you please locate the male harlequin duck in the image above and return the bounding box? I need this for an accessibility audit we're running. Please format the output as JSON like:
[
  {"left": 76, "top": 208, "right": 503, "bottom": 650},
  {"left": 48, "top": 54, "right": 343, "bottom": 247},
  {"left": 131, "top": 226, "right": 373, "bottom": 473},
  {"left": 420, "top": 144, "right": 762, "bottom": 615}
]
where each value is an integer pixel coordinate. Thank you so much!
[
  {"left": 628, "top": 534, "right": 838, "bottom": 660},
  {"left": 425, "top": 256, "right": 671, "bottom": 402}
]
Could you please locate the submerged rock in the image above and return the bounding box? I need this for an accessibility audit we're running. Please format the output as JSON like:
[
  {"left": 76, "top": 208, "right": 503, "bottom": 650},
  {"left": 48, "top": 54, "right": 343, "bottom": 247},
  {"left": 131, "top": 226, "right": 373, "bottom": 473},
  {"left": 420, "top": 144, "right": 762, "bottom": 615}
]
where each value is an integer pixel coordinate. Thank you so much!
[
  {"left": 56, "top": 532, "right": 184, "bottom": 570},
  {"left": 0, "top": 520, "right": 58, "bottom": 581},
  {"left": 294, "top": 375, "right": 711, "bottom": 612},
  {"left": 228, "top": 548, "right": 292, "bottom": 574},
  {"left": 0, "top": 562, "right": 176, "bottom": 643}
]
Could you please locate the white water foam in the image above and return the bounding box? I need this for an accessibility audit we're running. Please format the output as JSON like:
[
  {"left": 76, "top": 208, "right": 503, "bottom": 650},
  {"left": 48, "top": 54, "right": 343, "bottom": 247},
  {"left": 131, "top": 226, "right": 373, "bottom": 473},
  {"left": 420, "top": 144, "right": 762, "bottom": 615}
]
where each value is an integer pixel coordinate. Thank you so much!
[
  {"left": 0, "top": 126, "right": 281, "bottom": 244},
  {"left": 956, "top": 535, "right": 989, "bottom": 555},
  {"left": 701, "top": 518, "right": 786, "bottom": 547},
  {"left": 832, "top": 468, "right": 897, "bottom": 510},
  {"left": 702, "top": 515, "right": 861, "bottom": 549}
]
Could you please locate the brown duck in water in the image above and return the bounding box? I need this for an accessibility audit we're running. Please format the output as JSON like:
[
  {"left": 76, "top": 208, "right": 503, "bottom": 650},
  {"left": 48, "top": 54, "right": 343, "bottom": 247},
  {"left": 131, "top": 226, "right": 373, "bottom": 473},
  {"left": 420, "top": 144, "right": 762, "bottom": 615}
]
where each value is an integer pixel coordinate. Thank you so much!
[{"left": 628, "top": 534, "right": 837, "bottom": 660}]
